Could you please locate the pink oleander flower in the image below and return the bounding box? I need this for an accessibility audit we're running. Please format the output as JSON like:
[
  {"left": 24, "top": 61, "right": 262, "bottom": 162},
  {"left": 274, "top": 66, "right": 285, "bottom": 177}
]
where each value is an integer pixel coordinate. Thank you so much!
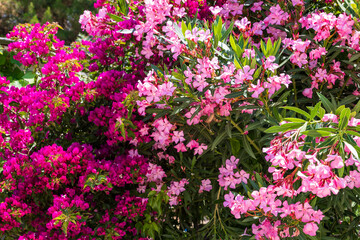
[
  {"left": 326, "top": 154, "right": 344, "bottom": 169},
  {"left": 292, "top": 0, "right": 304, "bottom": 6},
  {"left": 248, "top": 81, "right": 265, "bottom": 98},
  {"left": 264, "top": 5, "right": 290, "bottom": 26},
  {"left": 251, "top": 1, "right": 263, "bottom": 12},
  {"left": 303, "top": 222, "right": 318, "bottom": 236},
  {"left": 234, "top": 66, "right": 255, "bottom": 84},
  {"left": 322, "top": 114, "right": 338, "bottom": 123},
  {"left": 194, "top": 144, "right": 207, "bottom": 155},
  {"left": 290, "top": 52, "right": 308, "bottom": 68},
  {"left": 199, "top": 179, "right": 212, "bottom": 193}
]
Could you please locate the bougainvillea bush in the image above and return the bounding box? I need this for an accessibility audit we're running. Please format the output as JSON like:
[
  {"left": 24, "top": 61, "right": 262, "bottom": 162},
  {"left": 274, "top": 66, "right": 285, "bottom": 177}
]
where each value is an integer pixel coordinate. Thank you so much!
[{"left": 2, "top": 0, "right": 360, "bottom": 239}]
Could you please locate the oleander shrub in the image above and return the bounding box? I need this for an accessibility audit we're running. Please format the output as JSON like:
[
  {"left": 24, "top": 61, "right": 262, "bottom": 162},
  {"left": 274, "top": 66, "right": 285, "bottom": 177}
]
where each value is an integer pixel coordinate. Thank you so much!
[{"left": 2, "top": 0, "right": 360, "bottom": 239}]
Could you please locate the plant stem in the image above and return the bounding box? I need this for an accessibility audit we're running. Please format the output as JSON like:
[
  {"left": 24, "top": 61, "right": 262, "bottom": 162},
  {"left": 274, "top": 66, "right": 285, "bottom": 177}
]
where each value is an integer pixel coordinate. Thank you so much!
[
  {"left": 292, "top": 78, "right": 299, "bottom": 107},
  {"left": 229, "top": 118, "right": 263, "bottom": 155}
]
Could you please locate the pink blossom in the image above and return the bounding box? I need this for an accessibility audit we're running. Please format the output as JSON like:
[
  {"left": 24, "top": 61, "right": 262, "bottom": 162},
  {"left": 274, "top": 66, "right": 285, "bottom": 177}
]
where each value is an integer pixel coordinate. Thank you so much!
[
  {"left": 248, "top": 81, "right": 265, "bottom": 98},
  {"left": 290, "top": 52, "right": 308, "bottom": 68},
  {"left": 199, "top": 179, "right": 212, "bottom": 193},
  {"left": 174, "top": 142, "right": 187, "bottom": 152},
  {"left": 251, "top": 1, "right": 263, "bottom": 12},
  {"left": 326, "top": 154, "right": 344, "bottom": 169},
  {"left": 194, "top": 144, "right": 208, "bottom": 155},
  {"left": 172, "top": 131, "right": 185, "bottom": 144},
  {"left": 303, "top": 222, "right": 318, "bottom": 236}
]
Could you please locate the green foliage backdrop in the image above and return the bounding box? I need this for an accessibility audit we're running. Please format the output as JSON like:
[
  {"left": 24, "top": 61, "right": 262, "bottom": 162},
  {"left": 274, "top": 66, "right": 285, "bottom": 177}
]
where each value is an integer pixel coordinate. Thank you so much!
[{"left": 0, "top": 0, "right": 94, "bottom": 43}]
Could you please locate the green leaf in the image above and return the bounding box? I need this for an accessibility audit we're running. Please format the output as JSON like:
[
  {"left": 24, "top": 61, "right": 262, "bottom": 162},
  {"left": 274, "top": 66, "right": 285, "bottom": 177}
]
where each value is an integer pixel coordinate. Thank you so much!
[
  {"left": 230, "top": 138, "right": 241, "bottom": 155},
  {"left": 117, "top": 0, "right": 129, "bottom": 15},
  {"left": 353, "top": 98, "right": 360, "bottom": 113},
  {"left": 216, "top": 17, "right": 223, "bottom": 38},
  {"left": 9, "top": 101, "right": 20, "bottom": 107},
  {"left": 245, "top": 122, "right": 263, "bottom": 131},
  {"left": 260, "top": 39, "right": 267, "bottom": 56},
  {"left": 0, "top": 55, "right": 5, "bottom": 66},
  {"left": 271, "top": 37, "right": 282, "bottom": 56},
  {"left": 173, "top": 22, "right": 186, "bottom": 43},
  {"left": 234, "top": 57, "right": 242, "bottom": 69},
  {"left": 172, "top": 71, "right": 184, "bottom": 81},
  {"left": 302, "top": 130, "right": 334, "bottom": 137},
  {"left": 339, "top": 107, "right": 351, "bottom": 130},
  {"left": 344, "top": 141, "right": 359, "bottom": 160},
  {"left": 191, "top": 156, "right": 197, "bottom": 171},
  {"left": 281, "top": 106, "right": 311, "bottom": 119},
  {"left": 211, "top": 131, "right": 227, "bottom": 150},
  {"left": 316, "top": 136, "right": 336, "bottom": 149},
  {"left": 346, "top": 130, "right": 360, "bottom": 137},
  {"left": 119, "top": 122, "right": 126, "bottom": 139},
  {"left": 339, "top": 95, "right": 358, "bottom": 106},
  {"left": 310, "top": 102, "right": 321, "bottom": 120},
  {"left": 317, "top": 92, "right": 336, "bottom": 113},
  {"left": 283, "top": 117, "right": 307, "bottom": 123},
  {"left": 264, "top": 122, "right": 304, "bottom": 133},
  {"left": 171, "top": 101, "right": 191, "bottom": 115},
  {"left": 338, "top": 166, "right": 344, "bottom": 177},
  {"left": 349, "top": 52, "right": 360, "bottom": 62},
  {"left": 335, "top": 105, "right": 345, "bottom": 115},
  {"left": 225, "top": 91, "right": 242, "bottom": 98},
  {"left": 255, "top": 173, "right": 265, "bottom": 188},
  {"left": 220, "top": 21, "right": 234, "bottom": 41},
  {"left": 266, "top": 38, "right": 273, "bottom": 57},
  {"left": 229, "top": 35, "right": 237, "bottom": 52},
  {"left": 108, "top": 13, "right": 123, "bottom": 22},
  {"left": 181, "top": 21, "right": 188, "bottom": 35},
  {"left": 317, "top": 106, "right": 326, "bottom": 119},
  {"left": 242, "top": 135, "right": 256, "bottom": 159},
  {"left": 62, "top": 220, "right": 69, "bottom": 237}
]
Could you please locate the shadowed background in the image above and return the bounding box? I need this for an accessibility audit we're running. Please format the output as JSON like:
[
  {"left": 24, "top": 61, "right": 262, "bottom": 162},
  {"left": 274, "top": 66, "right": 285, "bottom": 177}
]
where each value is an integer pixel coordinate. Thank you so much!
[{"left": 0, "top": 0, "right": 94, "bottom": 43}]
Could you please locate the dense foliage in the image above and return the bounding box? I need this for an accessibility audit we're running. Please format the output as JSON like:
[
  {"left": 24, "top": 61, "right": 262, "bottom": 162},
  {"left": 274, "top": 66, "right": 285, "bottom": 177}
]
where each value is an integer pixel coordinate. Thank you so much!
[{"left": 2, "top": 0, "right": 360, "bottom": 239}]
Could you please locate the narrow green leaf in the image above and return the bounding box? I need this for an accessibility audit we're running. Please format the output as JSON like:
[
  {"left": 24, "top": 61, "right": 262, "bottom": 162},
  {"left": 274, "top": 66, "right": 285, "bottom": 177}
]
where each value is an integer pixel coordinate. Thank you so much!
[
  {"left": 345, "top": 141, "right": 359, "bottom": 160},
  {"left": 338, "top": 166, "right": 344, "bottom": 177},
  {"left": 220, "top": 21, "right": 234, "bottom": 41},
  {"left": 234, "top": 57, "right": 242, "bottom": 69},
  {"left": 310, "top": 102, "right": 321, "bottom": 120},
  {"left": 242, "top": 135, "right": 256, "bottom": 159},
  {"left": 349, "top": 52, "right": 360, "bottom": 62},
  {"left": 281, "top": 106, "right": 311, "bottom": 118},
  {"left": 62, "top": 220, "right": 69, "bottom": 237},
  {"left": 283, "top": 117, "right": 307, "bottom": 123},
  {"left": 302, "top": 130, "right": 334, "bottom": 137},
  {"left": 335, "top": 105, "right": 345, "bottom": 115},
  {"left": 225, "top": 91, "right": 242, "bottom": 98},
  {"left": 317, "top": 92, "right": 336, "bottom": 113},
  {"left": 353, "top": 99, "right": 360, "bottom": 113},
  {"left": 339, "top": 108, "right": 351, "bottom": 130},
  {"left": 339, "top": 95, "right": 358, "bottom": 106},
  {"left": 229, "top": 35, "right": 237, "bottom": 52},
  {"left": 317, "top": 106, "right": 326, "bottom": 119},
  {"left": 211, "top": 131, "right": 227, "bottom": 150},
  {"left": 172, "top": 72, "right": 184, "bottom": 81},
  {"left": 171, "top": 101, "right": 191, "bottom": 115},
  {"left": 173, "top": 22, "right": 186, "bottom": 43},
  {"left": 230, "top": 138, "right": 241, "bottom": 155},
  {"left": 108, "top": 13, "right": 123, "bottom": 22},
  {"left": 265, "top": 122, "right": 303, "bottom": 133},
  {"left": 346, "top": 130, "right": 360, "bottom": 137}
]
